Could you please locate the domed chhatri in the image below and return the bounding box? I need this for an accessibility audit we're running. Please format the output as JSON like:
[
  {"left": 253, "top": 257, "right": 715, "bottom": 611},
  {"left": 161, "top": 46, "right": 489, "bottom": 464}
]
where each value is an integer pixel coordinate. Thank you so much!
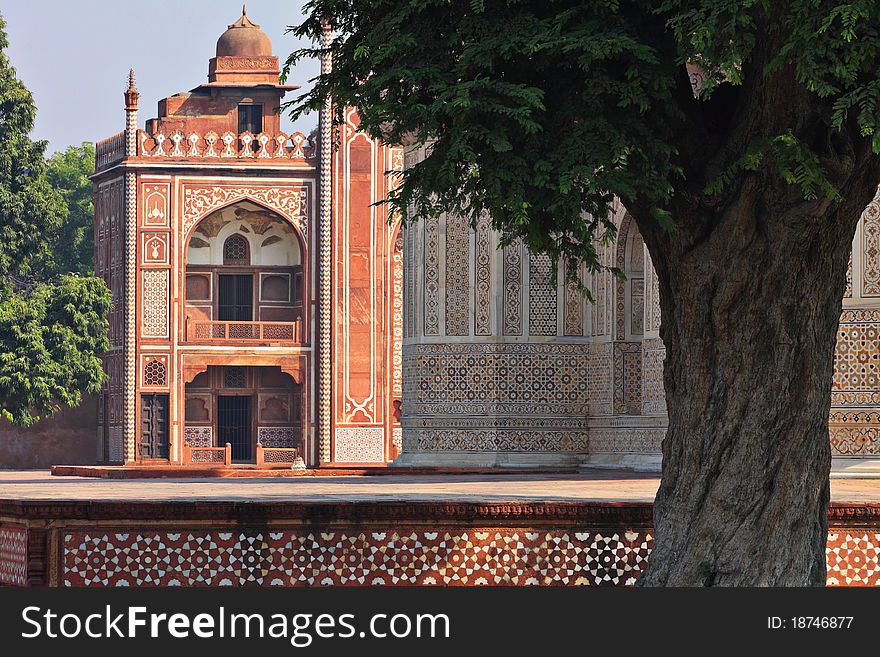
[{"left": 216, "top": 5, "right": 273, "bottom": 58}]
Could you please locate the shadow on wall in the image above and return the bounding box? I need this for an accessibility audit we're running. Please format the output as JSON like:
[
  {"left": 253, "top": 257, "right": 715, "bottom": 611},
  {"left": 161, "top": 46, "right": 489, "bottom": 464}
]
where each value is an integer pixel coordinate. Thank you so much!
[{"left": 0, "top": 396, "right": 97, "bottom": 469}]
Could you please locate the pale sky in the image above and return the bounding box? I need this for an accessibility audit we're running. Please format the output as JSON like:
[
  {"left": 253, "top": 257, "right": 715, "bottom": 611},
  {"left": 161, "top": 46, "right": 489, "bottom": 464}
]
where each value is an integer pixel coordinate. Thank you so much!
[{"left": 2, "top": 0, "right": 318, "bottom": 153}]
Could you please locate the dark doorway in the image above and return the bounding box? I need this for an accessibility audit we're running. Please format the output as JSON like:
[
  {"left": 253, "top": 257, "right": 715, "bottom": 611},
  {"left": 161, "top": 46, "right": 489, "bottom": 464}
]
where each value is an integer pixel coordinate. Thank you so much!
[
  {"left": 140, "top": 394, "right": 170, "bottom": 460},
  {"left": 218, "top": 274, "right": 253, "bottom": 321},
  {"left": 218, "top": 395, "right": 252, "bottom": 462}
]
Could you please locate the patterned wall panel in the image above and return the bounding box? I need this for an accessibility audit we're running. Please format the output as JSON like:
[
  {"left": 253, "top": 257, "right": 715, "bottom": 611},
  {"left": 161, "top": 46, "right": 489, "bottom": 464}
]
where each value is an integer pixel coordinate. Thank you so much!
[
  {"left": 445, "top": 213, "right": 470, "bottom": 336},
  {"left": 503, "top": 239, "right": 523, "bottom": 336},
  {"left": 142, "top": 183, "right": 170, "bottom": 227},
  {"left": 423, "top": 215, "right": 440, "bottom": 335},
  {"left": 644, "top": 251, "right": 661, "bottom": 334},
  {"left": 833, "top": 310, "right": 880, "bottom": 405},
  {"left": 631, "top": 279, "right": 645, "bottom": 336},
  {"left": 0, "top": 525, "right": 27, "bottom": 587},
  {"left": 141, "top": 269, "right": 170, "bottom": 338},
  {"left": 184, "top": 427, "right": 213, "bottom": 448},
  {"left": 642, "top": 339, "right": 667, "bottom": 415},
  {"left": 613, "top": 342, "right": 642, "bottom": 416},
  {"left": 563, "top": 262, "right": 584, "bottom": 337},
  {"left": 334, "top": 427, "right": 385, "bottom": 462},
  {"left": 862, "top": 187, "right": 880, "bottom": 296},
  {"left": 474, "top": 212, "right": 492, "bottom": 336},
  {"left": 142, "top": 355, "right": 169, "bottom": 388},
  {"left": 588, "top": 428, "right": 665, "bottom": 454},
  {"left": 392, "top": 229, "right": 404, "bottom": 397},
  {"left": 46, "top": 527, "right": 880, "bottom": 587},
  {"left": 404, "top": 222, "right": 416, "bottom": 339},
  {"left": 829, "top": 309, "right": 880, "bottom": 455},
  {"left": 528, "top": 253, "right": 557, "bottom": 336},
  {"left": 62, "top": 528, "right": 652, "bottom": 587},
  {"left": 258, "top": 426, "right": 297, "bottom": 448},
  {"left": 402, "top": 343, "right": 612, "bottom": 436},
  {"left": 405, "top": 420, "right": 590, "bottom": 453}
]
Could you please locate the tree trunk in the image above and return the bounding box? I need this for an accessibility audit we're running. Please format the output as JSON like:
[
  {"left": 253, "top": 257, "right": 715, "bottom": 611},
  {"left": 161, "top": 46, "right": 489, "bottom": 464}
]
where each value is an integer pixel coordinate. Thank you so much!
[{"left": 635, "top": 167, "right": 879, "bottom": 586}]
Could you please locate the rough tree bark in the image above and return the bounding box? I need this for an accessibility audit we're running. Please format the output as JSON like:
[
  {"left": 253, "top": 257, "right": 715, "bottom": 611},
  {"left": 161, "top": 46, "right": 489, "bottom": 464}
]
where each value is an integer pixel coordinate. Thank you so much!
[
  {"left": 631, "top": 29, "right": 880, "bottom": 586},
  {"left": 635, "top": 172, "right": 875, "bottom": 586}
]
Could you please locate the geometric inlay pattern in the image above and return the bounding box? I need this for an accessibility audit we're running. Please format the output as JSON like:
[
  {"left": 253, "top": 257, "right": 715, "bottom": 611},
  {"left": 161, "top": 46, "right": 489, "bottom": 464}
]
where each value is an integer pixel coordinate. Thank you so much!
[
  {"left": 62, "top": 529, "right": 653, "bottom": 587},
  {"left": 862, "top": 184, "right": 880, "bottom": 296},
  {"left": 57, "top": 528, "right": 880, "bottom": 587},
  {"left": 334, "top": 427, "right": 385, "bottom": 463},
  {"left": 257, "top": 426, "right": 296, "bottom": 449},
  {"left": 503, "top": 239, "right": 523, "bottom": 336},
  {"left": 141, "top": 269, "right": 169, "bottom": 338},
  {"left": 143, "top": 357, "right": 167, "bottom": 387},
  {"left": 445, "top": 213, "right": 470, "bottom": 336},
  {"left": 528, "top": 253, "right": 557, "bottom": 336},
  {"left": 184, "top": 427, "right": 213, "bottom": 448},
  {"left": 474, "top": 212, "right": 492, "bottom": 336},
  {"left": 0, "top": 525, "right": 27, "bottom": 587}
]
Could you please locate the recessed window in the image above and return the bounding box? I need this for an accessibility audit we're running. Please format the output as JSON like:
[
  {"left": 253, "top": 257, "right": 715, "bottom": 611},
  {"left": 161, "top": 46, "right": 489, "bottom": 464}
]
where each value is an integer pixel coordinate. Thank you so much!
[
  {"left": 238, "top": 104, "right": 263, "bottom": 136},
  {"left": 223, "top": 234, "right": 250, "bottom": 265}
]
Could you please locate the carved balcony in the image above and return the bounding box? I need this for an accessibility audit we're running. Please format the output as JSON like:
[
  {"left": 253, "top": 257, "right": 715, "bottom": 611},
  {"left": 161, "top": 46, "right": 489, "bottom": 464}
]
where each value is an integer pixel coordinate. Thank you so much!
[{"left": 186, "top": 319, "right": 305, "bottom": 345}]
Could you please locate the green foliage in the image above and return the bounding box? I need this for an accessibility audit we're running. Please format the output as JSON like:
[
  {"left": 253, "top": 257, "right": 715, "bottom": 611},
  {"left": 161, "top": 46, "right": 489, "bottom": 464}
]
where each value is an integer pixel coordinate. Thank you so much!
[
  {"left": 0, "top": 277, "right": 110, "bottom": 426},
  {"left": 44, "top": 143, "right": 96, "bottom": 276},
  {"left": 0, "top": 14, "right": 109, "bottom": 425},
  {"left": 284, "top": 0, "right": 880, "bottom": 276}
]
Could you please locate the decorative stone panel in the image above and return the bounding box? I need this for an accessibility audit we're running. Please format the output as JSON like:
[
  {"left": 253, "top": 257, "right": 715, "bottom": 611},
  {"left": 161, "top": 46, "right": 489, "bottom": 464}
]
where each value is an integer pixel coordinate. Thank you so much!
[{"left": 334, "top": 427, "right": 385, "bottom": 462}]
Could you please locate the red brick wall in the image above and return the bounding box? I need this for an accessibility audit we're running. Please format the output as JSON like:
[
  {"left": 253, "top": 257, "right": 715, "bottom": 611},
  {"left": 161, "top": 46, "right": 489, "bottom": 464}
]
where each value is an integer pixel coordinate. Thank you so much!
[{"left": 0, "top": 396, "right": 97, "bottom": 469}]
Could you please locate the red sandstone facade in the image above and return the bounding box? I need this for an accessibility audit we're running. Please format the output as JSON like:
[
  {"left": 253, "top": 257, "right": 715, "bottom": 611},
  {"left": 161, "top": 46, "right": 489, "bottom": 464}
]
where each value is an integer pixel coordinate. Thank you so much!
[{"left": 92, "top": 9, "right": 402, "bottom": 467}]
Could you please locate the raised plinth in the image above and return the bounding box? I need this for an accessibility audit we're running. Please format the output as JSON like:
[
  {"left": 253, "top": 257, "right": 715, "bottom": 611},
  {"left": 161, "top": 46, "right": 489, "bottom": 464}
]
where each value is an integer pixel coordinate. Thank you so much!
[{"left": 1, "top": 471, "right": 879, "bottom": 587}]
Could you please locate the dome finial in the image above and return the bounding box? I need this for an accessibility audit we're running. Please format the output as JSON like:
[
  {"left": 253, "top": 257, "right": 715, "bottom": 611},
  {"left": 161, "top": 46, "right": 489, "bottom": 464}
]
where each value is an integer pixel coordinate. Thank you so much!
[{"left": 242, "top": 4, "right": 247, "bottom": 16}]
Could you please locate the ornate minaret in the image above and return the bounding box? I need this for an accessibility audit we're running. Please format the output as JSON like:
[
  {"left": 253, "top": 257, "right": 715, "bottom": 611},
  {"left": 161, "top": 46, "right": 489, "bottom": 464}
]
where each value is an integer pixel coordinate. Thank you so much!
[
  {"left": 318, "top": 19, "right": 333, "bottom": 464},
  {"left": 123, "top": 70, "right": 140, "bottom": 462}
]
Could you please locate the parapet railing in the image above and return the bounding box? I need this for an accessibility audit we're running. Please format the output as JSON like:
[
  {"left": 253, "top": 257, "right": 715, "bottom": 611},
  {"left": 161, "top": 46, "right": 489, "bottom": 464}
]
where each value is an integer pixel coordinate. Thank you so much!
[
  {"left": 138, "top": 129, "right": 314, "bottom": 161},
  {"left": 96, "top": 131, "right": 126, "bottom": 170},
  {"left": 183, "top": 443, "right": 231, "bottom": 466},
  {"left": 256, "top": 443, "right": 304, "bottom": 468}
]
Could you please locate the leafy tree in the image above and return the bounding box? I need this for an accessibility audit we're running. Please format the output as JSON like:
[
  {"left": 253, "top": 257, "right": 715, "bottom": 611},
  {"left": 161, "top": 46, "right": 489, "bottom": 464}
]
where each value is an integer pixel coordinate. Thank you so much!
[
  {"left": 287, "top": 1, "right": 880, "bottom": 585},
  {"left": 0, "top": 15, "right": 109, "bottom": 426},
  {"left": 45, "top": 143, "right": 96, "bottom": 276}
]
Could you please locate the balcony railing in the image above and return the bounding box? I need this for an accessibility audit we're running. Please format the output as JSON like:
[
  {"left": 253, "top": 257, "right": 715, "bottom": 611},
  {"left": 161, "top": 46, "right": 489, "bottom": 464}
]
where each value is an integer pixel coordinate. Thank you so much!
[{"left": 186, "top": 318, "right": 304, "bottom": 344}]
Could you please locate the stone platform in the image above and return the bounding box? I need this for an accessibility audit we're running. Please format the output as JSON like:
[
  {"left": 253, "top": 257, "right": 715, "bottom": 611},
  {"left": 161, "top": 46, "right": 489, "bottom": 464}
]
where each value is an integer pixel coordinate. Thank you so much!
[{"left": 0, "top": 470, "right": 878, "bottom": 587}]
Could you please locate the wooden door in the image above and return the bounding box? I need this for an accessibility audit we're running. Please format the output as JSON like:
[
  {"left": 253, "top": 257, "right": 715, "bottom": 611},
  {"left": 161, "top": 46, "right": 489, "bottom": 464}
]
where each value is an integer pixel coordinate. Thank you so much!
[
  {"left": 218, "top": 274, "right": 254, "bottom": 321},
  {"left": 140, "top": 394, "right": 170, "bottom": 460}
]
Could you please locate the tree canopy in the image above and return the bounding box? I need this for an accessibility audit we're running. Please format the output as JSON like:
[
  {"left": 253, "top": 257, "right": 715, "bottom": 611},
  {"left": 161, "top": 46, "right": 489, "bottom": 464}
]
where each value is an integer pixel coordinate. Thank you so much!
[
  {"left": 44, "top": 143, "right": 97, "bottom": 277},
  {"left": 0, "top": 15, "right": 109, "bottom": 426},
  {"left": 286, "top": 1, "right": 880, "bottom": 272}
]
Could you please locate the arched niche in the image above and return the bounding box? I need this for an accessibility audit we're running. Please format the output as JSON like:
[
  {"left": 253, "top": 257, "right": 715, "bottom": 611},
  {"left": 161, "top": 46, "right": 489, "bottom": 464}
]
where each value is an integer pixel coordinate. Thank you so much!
[{"left": 186, "top": 200, "right": 302, "bottom": 267}]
